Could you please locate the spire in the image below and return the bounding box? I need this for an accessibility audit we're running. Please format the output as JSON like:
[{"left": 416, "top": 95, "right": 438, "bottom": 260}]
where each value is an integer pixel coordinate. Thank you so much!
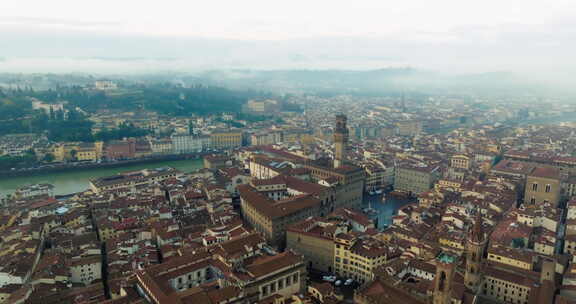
[{"left": 470, "top": 212, "right": 484, "bottom": 243}]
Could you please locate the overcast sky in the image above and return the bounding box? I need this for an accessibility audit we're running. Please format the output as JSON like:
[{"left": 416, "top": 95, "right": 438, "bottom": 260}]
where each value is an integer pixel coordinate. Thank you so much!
[{"left": 1, "top": 0, "right": 575, "bottom": 80}]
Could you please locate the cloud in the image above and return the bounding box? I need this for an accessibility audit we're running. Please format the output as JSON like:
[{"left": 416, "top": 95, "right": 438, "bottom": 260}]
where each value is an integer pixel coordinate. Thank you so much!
[
  {"left": 0, "top": 18, "right": 574, "bottom": 91},
  {"left": 0, "top": 16, "right": 122, "bottom": 29},
  {"left": 84, "top": 57, "right": 179, "bottom": 62}
]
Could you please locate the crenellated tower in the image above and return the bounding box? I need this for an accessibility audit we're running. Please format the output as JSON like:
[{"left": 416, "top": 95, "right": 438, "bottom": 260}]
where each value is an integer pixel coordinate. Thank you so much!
[
  {"left": 334, "top": 114, "right": 348, "bottom": 168},
  {"left": 464, "top": 212, "right": 486, "bottom": 292}
]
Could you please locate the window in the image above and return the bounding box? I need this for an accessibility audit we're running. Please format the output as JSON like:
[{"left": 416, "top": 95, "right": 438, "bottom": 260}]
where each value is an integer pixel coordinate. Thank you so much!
[
  {"left": 532, "top": 183, "right": 538, "bottom": 191},
  {"left": 545, "top": 184, "right": 551, "bottom": 193}
]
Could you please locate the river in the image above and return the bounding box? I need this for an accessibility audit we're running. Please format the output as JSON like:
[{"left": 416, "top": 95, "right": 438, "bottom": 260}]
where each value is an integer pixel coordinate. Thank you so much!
[{"left": 0, "top": 159, "right": 203, "bottom": 198}]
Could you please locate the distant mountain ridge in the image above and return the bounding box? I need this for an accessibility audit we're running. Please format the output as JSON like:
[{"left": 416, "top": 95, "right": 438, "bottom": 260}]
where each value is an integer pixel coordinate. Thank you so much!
[{"left": 0, "top": 69, "right": 547, "bottom": 96}]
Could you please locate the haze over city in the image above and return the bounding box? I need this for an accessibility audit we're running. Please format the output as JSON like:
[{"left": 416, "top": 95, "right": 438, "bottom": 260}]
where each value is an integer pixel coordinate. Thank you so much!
[
  {"left": 2, "top": 2, "right": 576, "bottom": 304},
  {"left": 2, "top": 0, "right": 576, "bottom": 90}
]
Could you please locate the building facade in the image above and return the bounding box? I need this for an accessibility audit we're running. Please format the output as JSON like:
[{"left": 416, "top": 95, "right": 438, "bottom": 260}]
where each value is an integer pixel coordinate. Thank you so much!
[
  {"left": 239, "top": 176, "right": 335, "bottom": 248},
  {"left": 210, "top": 131, "right": 242, "bottom": 150},
  {"left": 394, "top": 164, "right": 440, "bottom": 195},
  {"left": 524, "top": 167, "right": 561, "bottom": 206},
  {"left": 171, "top": 134, "right": 203, "bottom": 154}
]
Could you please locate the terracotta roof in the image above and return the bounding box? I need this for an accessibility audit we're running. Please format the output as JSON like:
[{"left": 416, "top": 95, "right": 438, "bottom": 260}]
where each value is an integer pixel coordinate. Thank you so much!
[
  {"left": 215, "top": 233, "right": 265, "bottom": 259},
  {"left": 356, "top": 279, "right": 425, "bottom": 304},
  {"left": 238, "top": 184, "right": 321, "bottom": 219},
  {"left": 529, "top": 167, "right": 560, "bottom": 180},
  {"left": 484, "top": 265, "right": 539, "bottom": 288},
  {"left": 246, "top": 251, "right": 303, "bottom": 278}
]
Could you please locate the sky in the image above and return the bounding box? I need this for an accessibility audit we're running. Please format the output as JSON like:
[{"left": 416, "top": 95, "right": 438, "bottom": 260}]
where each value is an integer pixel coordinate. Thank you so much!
[{"left": 1, "top": 0, "right": 575, "bottom": 81}]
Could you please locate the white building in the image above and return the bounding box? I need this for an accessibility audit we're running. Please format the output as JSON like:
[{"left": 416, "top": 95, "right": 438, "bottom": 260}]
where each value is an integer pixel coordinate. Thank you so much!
[
  {"left": 200, "top": 136, "right": 211, "bottom": 151},
  {"left": 0, "top": 272, "right": 24, "bottom": 288},
  {"left": 70, "top": 256, "right": 102, "bottom": 286},
  {"left": 14, "top": 184, "right": 54, "bottom": 199},
  {"left": 149, "top": 138, "right": 173, "bottom": 155},
  {"left": 31, "top": 98, "right": 65, "bottom": 114},
  {"left": 171, "top": 135, "right": 204, "bottom": 154},
  {"left": 93, "top": 80, "right": 118, "bottom": 91}
]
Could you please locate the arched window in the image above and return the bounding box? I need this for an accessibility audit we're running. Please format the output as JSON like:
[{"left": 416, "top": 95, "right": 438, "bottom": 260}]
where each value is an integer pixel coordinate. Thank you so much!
[{"left": 439, "top": 271, "right": 447, "bottom": 291}]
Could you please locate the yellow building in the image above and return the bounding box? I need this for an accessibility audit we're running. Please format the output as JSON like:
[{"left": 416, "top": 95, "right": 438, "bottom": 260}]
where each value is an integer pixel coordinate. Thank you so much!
[
  {"left": 95, "top": 141, "right": 104, "bottom": 159},
  {"left": 210, "top": 131, "right": 242, "bottom": 149},
  {"left": 535, "top": 236, "right": 555, "bottom": 256},
  {"left": 97, "top": 219, "right": 119, "bottom": 242},
  {"left": 565, "top": 235, "right": 576, "bottom": 255},
  {"left": 283, "top": 129, "right": 309, "bottom": 144},
  {"left": 53, "top": 143, "right": 83, "bottom": 162},
  {"left": 486, "top": 144, "right": 501, "bottom": 154},
  {"left": 244, "top": 99, "right": 280, "bottom": 114},
  {"left": 438, "top": 235, "right": 465, "bottom": 253},
  {"left": 52, "top": 144, "right": 66, "bottom": 162},
  {"left": 334, "top": 233, "right": 396, "bottom": 284},
  {"left": 76, "top": 143, "right": 98, "bottom": 161},
  {"left": 0, "top": 215, "right": 17, "bottom": 233},
  {"left": 450, "top": 154, "right": 470, "bottom": 170},
  {"left": 482, "top": 267, "right": 537, "bottom": 304},
  {"left": 487, "top": 246, "right": 532, "bottom": 271},
  {"left": 434, "top": 179, "right": 462, "bottom": 192}
]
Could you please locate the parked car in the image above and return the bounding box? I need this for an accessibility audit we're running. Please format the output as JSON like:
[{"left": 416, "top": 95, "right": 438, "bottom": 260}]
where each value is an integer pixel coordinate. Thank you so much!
[
  {"left": 322, "top": 276, "right": 336, "bottom": 282},
  {"left": 344, "top": 279, "right": 354, "bottom": 286},
  {"left": 335, "top": 280, "right": 342, "bottom": 286}
]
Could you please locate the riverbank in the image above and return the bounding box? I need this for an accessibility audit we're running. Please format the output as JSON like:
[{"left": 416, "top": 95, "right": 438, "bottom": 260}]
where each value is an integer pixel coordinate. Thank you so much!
[
  {"left": 0, "top": 153, "right": 208, "bottom": 179},
  {"left": 0, "top": 158, "right": 204, "bottom": 197}
]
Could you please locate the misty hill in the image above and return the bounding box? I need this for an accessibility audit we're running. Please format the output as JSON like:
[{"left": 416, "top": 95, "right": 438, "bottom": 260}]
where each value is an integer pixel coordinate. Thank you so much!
[
  {"left": 194, "top": 69, "right": 545, "bottom": 96},
  {"left": 0, "top": 69, "right": 548, "bottom": 99},
  {"left": 0, "top": 84, "right": 270, "bottom": 116}
]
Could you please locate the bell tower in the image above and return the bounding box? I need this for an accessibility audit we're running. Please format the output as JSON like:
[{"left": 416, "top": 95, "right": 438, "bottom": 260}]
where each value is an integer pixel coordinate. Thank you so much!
[
  {"left": 334, "top": 114, "right": 348, "bottom": 168},
  {"left": 465, "top": 213, "right": 486, "bottom": 292},
  {"left": 433, "top": 254, "right": 456, "bottom": 304}
]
